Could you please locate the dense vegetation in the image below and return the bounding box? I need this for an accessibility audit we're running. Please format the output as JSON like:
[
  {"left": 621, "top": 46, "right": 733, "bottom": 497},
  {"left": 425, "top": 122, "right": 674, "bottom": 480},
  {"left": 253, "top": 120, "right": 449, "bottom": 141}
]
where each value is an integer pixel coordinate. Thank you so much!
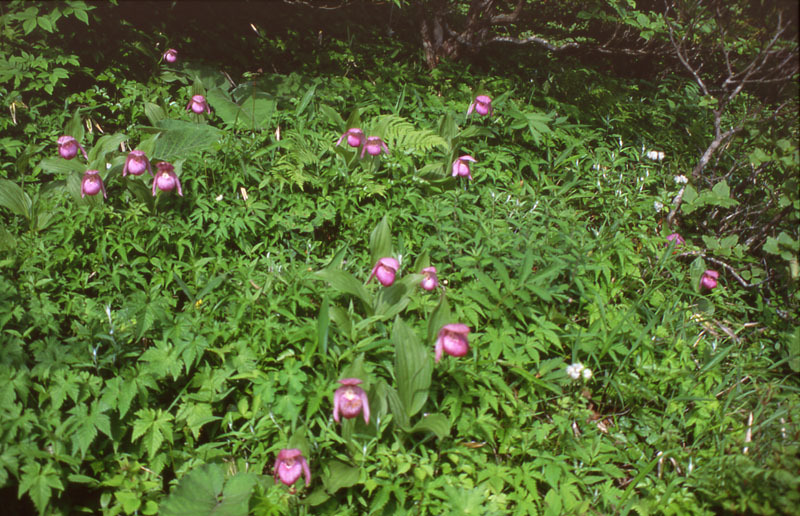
[{"left": 1, "top": 1, "right": 798, "bottom": 514}]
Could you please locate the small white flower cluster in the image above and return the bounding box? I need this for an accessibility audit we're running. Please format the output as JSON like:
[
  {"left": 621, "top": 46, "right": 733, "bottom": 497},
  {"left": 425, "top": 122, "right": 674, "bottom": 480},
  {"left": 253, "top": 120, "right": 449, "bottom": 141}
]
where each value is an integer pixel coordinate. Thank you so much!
[
  {"left": 566, "top": 362, "right": 592, "bottom": 380},
  {"left": 674, "top": 175, "right": 689, "bottom": 184},
  {"left": 654, "top": 201, "right": 664, "bottom": 212},
  {"left": 646, "top": 150, "right": 665, "bottom": 161}
]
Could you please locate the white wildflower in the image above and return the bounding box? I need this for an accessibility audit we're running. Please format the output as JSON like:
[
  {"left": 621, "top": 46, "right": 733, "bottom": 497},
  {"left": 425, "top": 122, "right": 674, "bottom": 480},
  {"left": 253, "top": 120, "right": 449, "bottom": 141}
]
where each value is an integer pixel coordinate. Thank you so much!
[
  {"left": 646, "top": 150, "right": 665, "bottom": 161},
  {"left": 654, "top": 201, "right": 664, "bottom": 212},
  {"left": 674, "top": 175, "right": 688, "bottom": 184},
  {"left": 582, "top": 368, "right": 592, "bottom": 380},
  {"left": 566, "top": 362, "right": 584, "bottom": 380}
]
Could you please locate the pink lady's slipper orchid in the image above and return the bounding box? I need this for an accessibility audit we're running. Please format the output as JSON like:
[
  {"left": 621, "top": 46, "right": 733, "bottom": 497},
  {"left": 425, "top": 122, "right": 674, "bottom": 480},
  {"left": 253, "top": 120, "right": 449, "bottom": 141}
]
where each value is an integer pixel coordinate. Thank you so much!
[
  {"left": 273, "top": 449, "right": 311, "bottom": 487},
  {"left": 467, "top": 95, "right": 493, "bottom": 117},
  {"left": 336, "top": 128, "right": 366, "bottom": 148},
  {"left": 81, "top": 170, "right": 107, "bottom": 199},
  {"left": 186, "top": 95, "right": 211, "bottom": 114},
  {"left": 368, "top": 257, "right": 399, "bottom": 287},
  {"left": 421, "top": 266, "right": 438, "bottom": 291},
  {"left": 435, "top": 323, "right": 470, "bottom": 363},
  {"left": 666, "top": 233, "right": 685, "bottom": 247},
  {"left": 152, "top": 162, "right": 183, "bottom": 196},
  {"left": 163, "top": 48, "right": 178, "bottom": 63},
  {"left": 57, "top": 135, "right": 88, "bottom": 161},
  {"left": 452, "top": 155, "right": 477, "bottom": 180},
  {"left": 700, "top": 270, "right": 719, "bottom": 291},
  {"left": 360, "top": 136, "right": 389, "bottom": 158},
  {"left": 122, "top": 150, "right": 152, "bottom": 177},
  {"left": 333, "top": 378, "right": 370, "bottom": 424}
]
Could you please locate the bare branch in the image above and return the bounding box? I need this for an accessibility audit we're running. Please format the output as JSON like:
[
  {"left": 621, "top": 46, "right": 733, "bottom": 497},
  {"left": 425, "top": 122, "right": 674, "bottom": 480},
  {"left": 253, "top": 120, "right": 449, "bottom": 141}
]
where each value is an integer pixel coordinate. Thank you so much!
[{"left": 488, "top": 35, "right": 579, "bottom": 52}]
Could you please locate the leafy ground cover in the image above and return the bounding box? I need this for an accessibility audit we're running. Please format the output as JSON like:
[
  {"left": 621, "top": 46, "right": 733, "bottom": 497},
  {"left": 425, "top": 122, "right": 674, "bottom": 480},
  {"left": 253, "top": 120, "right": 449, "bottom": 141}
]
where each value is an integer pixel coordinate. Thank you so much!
[{"left": 1, "top": 2, "right": 798, "bottom": 515}]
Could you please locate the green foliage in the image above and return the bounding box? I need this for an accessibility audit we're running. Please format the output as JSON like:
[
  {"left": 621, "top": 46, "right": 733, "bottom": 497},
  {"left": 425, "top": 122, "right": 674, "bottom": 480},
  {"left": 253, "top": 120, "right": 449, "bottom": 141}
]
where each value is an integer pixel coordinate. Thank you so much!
[{"left": 0, "top": 2, "right": 797, "bottom": 515}]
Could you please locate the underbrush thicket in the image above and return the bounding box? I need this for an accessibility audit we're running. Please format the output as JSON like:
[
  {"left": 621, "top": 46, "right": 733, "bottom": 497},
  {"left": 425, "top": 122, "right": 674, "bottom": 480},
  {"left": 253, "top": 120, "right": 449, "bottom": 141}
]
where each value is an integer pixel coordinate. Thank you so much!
[{"left": 1, "top": 2, "right": 798, "bottom": 515}]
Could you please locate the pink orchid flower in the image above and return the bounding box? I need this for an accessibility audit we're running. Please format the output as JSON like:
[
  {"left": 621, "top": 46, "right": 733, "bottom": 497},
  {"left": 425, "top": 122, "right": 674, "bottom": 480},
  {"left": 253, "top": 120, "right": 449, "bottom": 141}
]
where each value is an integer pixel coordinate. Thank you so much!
[
  {"left": 333, "top": 378, "right": 370, "bottom": 424},
  {"left": 152, "top": 162, "right": 183, "bottom": 196},
  {"left": 186, "top": 95, "right": 211, "bottom": 114},
  {"left": 81, "top": 170, "right": 107, "bottom": 199},
  {"left": 123, "top": 150, "right": 153, "bottom": 177},
  {"left": 467, "top": 95, "right": 493, "bottom": 116},
  {"left": 435, "top": 323, "right": 470, "bottom": 363},
  {"left": 700, "top": 270, "right": 719, "bottom": 291},
  {"left": 360, "top": 136, "right": 389, "bottom": 158},
  {"left": 336, "top": 128, "right": 366, "bottom": 148},
  {"left": 273, "top": 449, "right": 311, "bottom": 487},
  {"left": 452, "top": 155, "right": 477, "bottom": 180},
  {"left": 368, "top": 257, "right": 399, "bottom": 287},
  {"left": 58, "top": 135, "right": 88, "bottom": 161},
  {"left": 420, "top": 266, "right": 438, "bottom": 291},
  {"left": 163, "top": 48, "right": 178, "bottom": 63}
]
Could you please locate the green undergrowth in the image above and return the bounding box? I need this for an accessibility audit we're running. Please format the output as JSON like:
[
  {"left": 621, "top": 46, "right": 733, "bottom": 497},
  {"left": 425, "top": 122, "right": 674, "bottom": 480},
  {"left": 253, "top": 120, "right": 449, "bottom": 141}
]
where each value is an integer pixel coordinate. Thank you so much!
[{"left": 1, "top": 2, "right": 798, "bottom": 515}]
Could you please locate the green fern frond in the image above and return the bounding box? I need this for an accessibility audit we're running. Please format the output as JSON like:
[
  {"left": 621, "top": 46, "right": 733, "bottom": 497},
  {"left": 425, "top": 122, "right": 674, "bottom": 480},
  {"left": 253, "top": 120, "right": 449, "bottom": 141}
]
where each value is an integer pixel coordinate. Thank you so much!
[{"left": 374, "top": 114, "right": 448, "bottom": 154}]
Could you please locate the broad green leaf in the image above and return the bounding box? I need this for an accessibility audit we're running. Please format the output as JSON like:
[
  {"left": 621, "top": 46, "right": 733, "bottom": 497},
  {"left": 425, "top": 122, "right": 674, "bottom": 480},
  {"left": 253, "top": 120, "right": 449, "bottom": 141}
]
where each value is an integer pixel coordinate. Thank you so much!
[
  {"left": 64, "top": 108, "right": 84, "bottom": 141},
  {"left": 322, "top": 461, "right": 360, "bottom": 493},
  {"left": 393, "top": 317, "right": 431, "bottom": 418},
  {"left": 412, "top": 251, "right": 430, "bottom": 273},
  {"left": 0, "top": 179, "right": 32, "bottom": 220},
  {"left": 438, "top": 112, "right": 458, "bottom": 142},
  {"left": 152, "top": 119, "right": 223, "bottom": 160},
  {"left": 384, "top": 384, "right": 409, "bottom": 430},
  {"left": 409, "top": 413, "right": 450, "bottom": 440},
  {"left": 317, "top": 297, "right": 329, "bottom": 356},
  {"left": 374, "top": 274, "right": 420, "bottom": 319},
  {"left": 0, "top": 227, "right": 16, "bottom": 251},
  {"left": 427, "top": 293, "right": 451, "bottom": 346},
  {"left": 369, "top": 216, "right": 393, "bottom": 264},
  {"left": 144, "top": 102, "right": 166, "bottom": 125},
  {"left": 319, "top": 104, "right": 345, "bottom": 129},
  {"left": 239, "top": 96, "right": 275, "bottom": 130},
  {"left": 295, "top": 80, "right": 319, "bottom": 117},
  {"left": 160, "top": 463, "right": 256, "bottom": 516},
  {"left": 313, "top": 268, "right": 372, "bottom": 313},
  {"left": 88, "top": 133, "right": 127, "bottom": 162}
]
